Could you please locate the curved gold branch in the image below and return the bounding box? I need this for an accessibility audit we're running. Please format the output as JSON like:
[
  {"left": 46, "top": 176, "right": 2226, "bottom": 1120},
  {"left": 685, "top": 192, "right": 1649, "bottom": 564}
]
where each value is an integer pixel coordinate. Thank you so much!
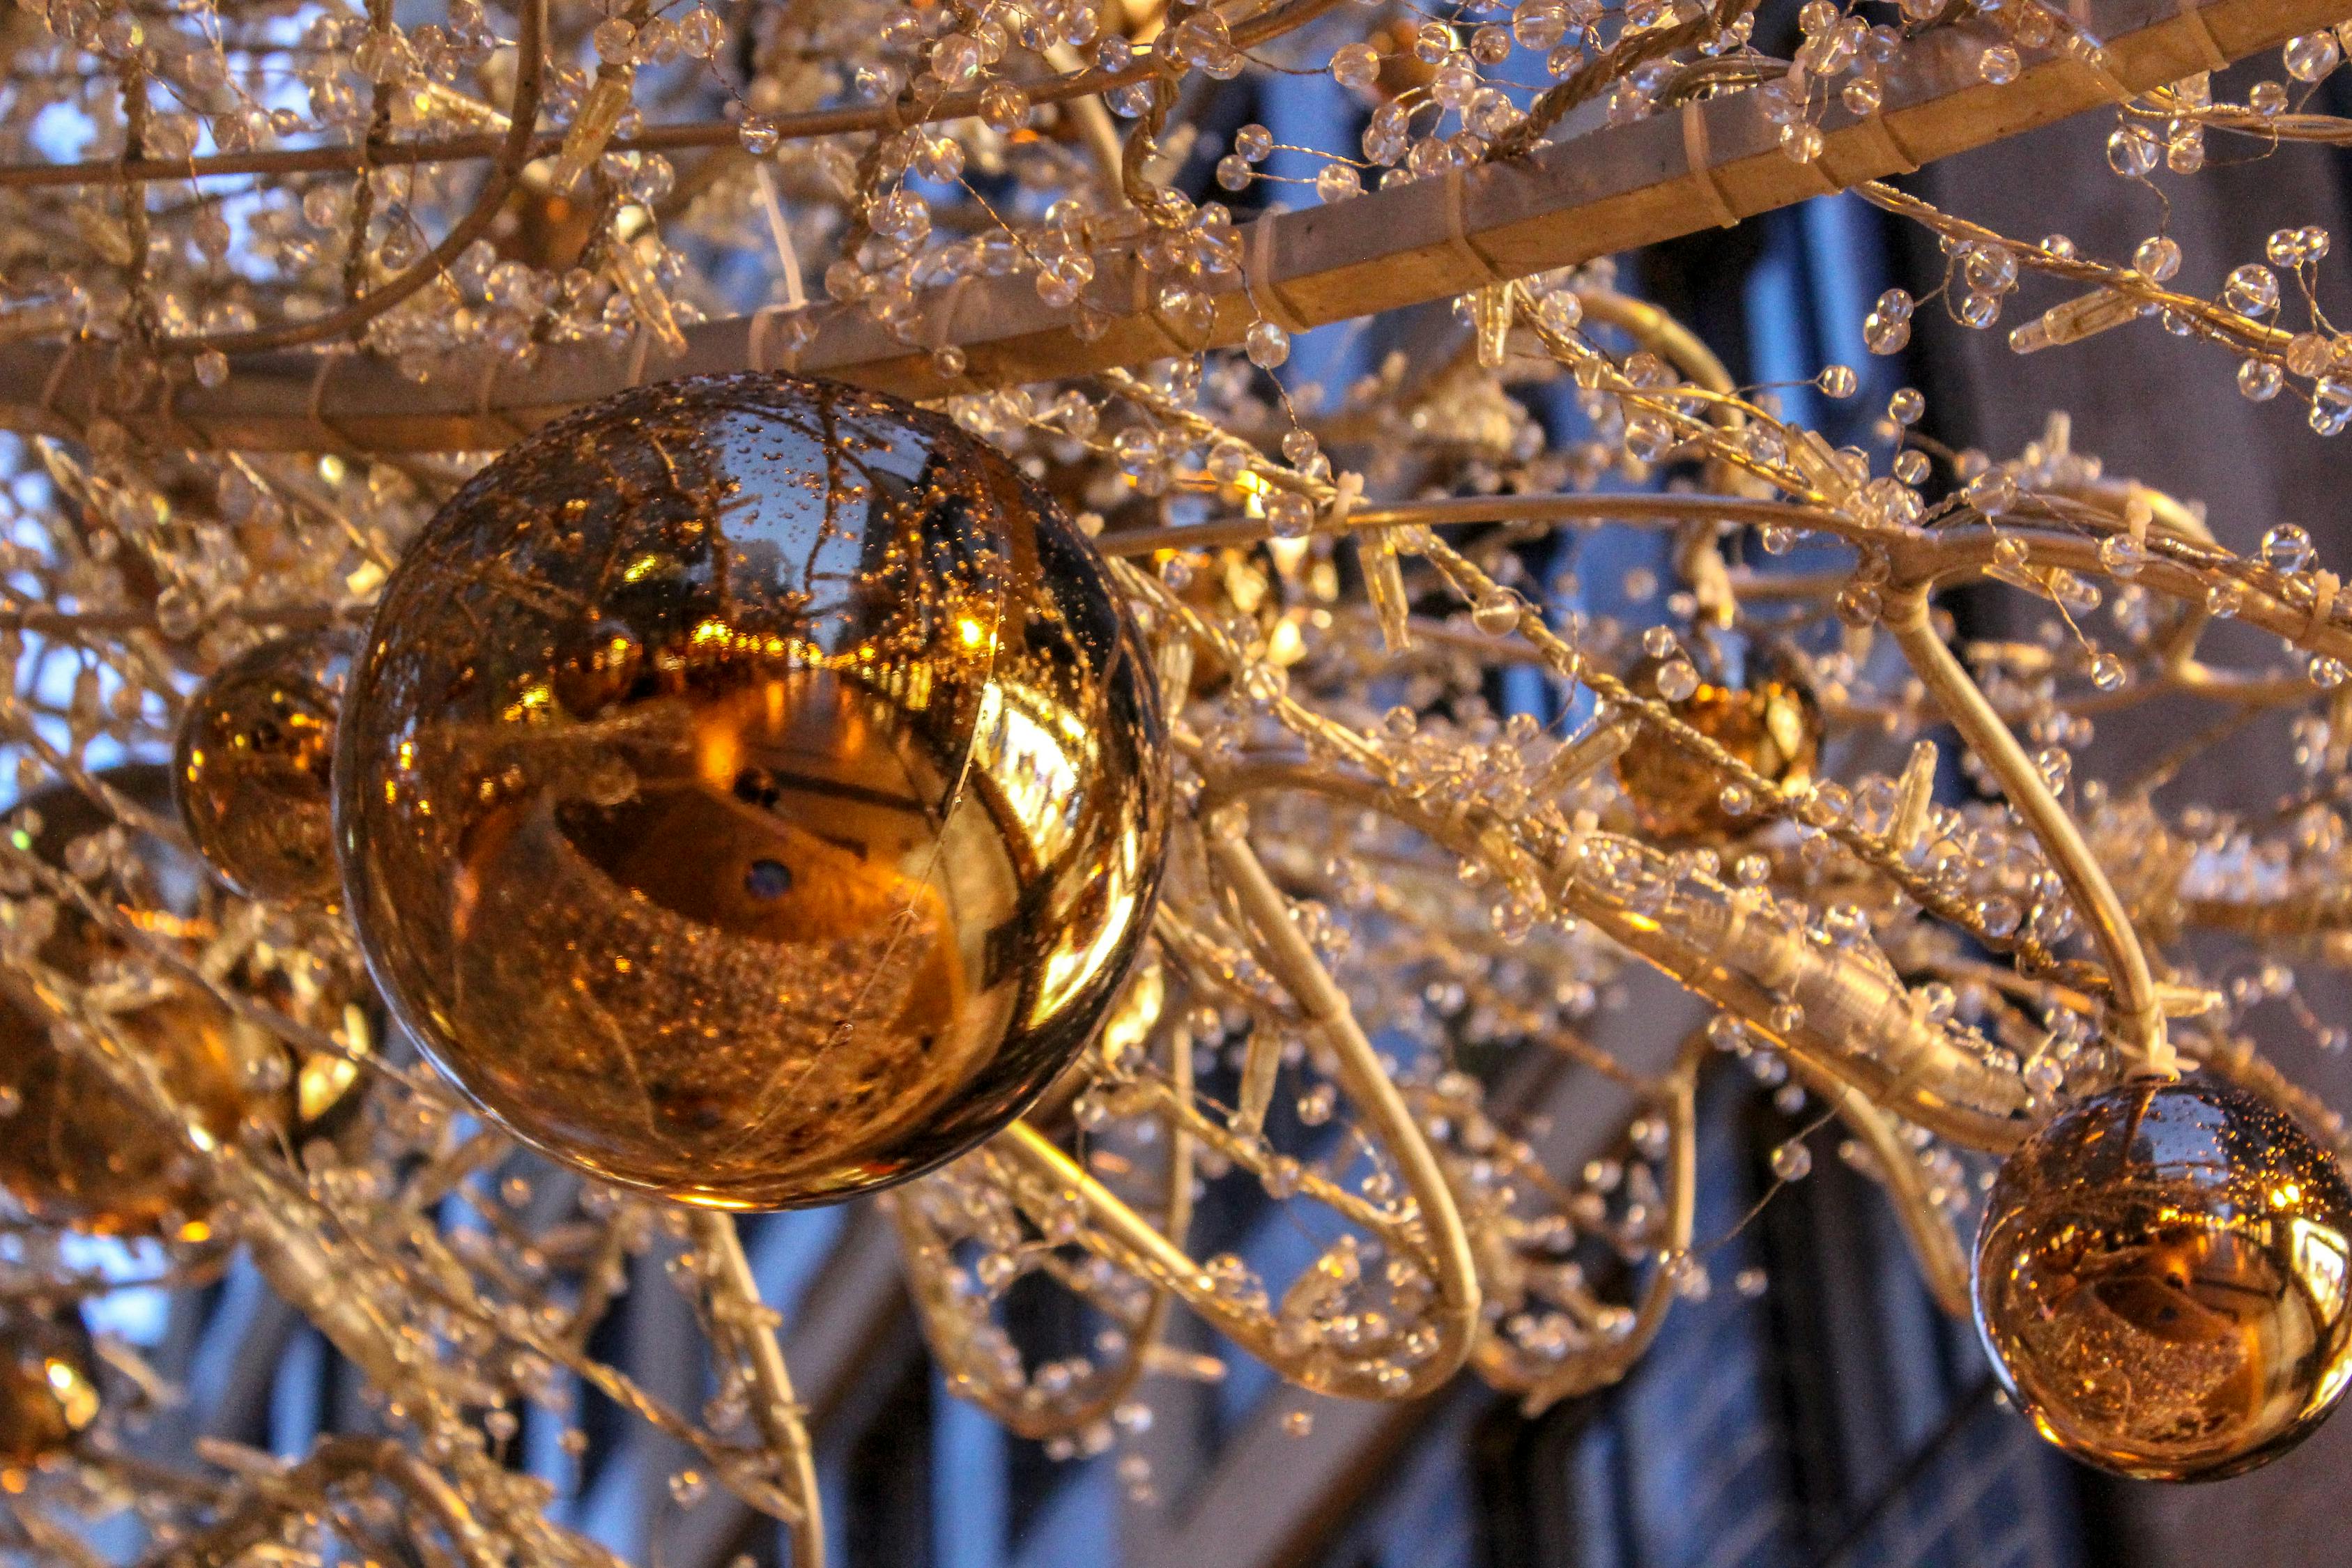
[
  {"left": 689, "top": 1213, "right": 824, "bottom": 1568},
  {"left": 1882, "top": 581, "right": 2171, "bottom": 1076},
  {"left": 1516, "top": 1037, "right": 1701, "bottom": 1414},
  {"left": 1575, "top": 293, "right": 1736, "bottom": 401},
  {"left": 1574, "top": 291, "right": 1766, "bottom": 586},
  {"left": 893, "top": 1185, "right": 1181, "bottom": 1440},
  {"left": 985, "top": 824, "right": 1483, "bottom": 1401},
  {"left": 894, "top": 981, "right": 1193, "bottom": 1440},
  {"left": 1791, "top": 1066, "right": 1972, "bottom": 1319},
  {"left": 995, "top": 1121, "right": 1448, "bottom": 1399},
  {"left": 1201, "top": 818, "right": 1483, "bottom": 1388}
]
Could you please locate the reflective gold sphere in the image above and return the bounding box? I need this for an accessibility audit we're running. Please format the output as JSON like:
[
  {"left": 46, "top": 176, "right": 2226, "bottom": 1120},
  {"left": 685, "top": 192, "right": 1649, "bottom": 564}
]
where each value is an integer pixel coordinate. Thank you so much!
[
  {"left": 0, "top": 768, "right": 285, "bottom": 1239},
  {"left": 337, "top": 373, "right": 1169, "bottom": 1209},
  {"left": 0, "top": 988, "right": 272, "bottom": 1239},
  {"left": 1613, "top": 655, "right": 1817, "bottom": 840},
  {"left": 1974, "top": 1077, "right": 2352, "bottom": 1479},
  {"left": 0, "top": 1307, "right": 98, "bottom": 1469},
  {"left": 174, "top": 628, "right": 353, "bottom": 902}
]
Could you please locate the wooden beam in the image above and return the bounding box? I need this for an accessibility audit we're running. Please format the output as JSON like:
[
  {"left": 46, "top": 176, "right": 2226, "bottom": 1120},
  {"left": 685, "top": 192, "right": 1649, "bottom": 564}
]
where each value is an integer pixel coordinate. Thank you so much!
[{"left": 0, "top": 0, "right": 2334, "bottom": 453}]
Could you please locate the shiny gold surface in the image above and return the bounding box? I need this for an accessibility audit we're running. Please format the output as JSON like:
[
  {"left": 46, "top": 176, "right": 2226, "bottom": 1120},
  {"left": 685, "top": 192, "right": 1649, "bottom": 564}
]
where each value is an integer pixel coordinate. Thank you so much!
[
  {"left": 0, "top": 989, "right": 268, "bottom": 1238},
  {"left": 1612, "top": 655, "right": 1819, "bottom": 840},
  {"left": 0, "top": 769, "right": 283, "bottom": 1238},
  {"left": 335, "top": 372, "right": 1169, "bottom": 1209},
  {"left": 0, "top": 1307, "right": 98, "bottom": 1470},
  {"left": 1974, "top": 1077, "right": 2352, "bottom": 1479},
  {"left": 174, "top": 629, "right": 353, "bottom": 902}
]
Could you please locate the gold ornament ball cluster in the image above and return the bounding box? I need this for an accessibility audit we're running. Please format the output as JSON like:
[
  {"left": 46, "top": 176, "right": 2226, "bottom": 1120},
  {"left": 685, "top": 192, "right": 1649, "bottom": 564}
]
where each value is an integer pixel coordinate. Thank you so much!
[
  {"left": 0, "top": 769, "right": 284, "bottom": 1240},
  {"left": 335, "top": 373, "right": 1170, "bottom": 1209},
  {"left": 173, "top": 628, "right": 353, "bottom": 903},
  {"left": 1974, "top": 1077, "right": 2352, "bottom": 1479},
  {"left": 1613, "top": 654, "right": 1818, "bottom": 840},
  {"left": 0, "top": 1306, "right": 98, "bottom": 1470}
]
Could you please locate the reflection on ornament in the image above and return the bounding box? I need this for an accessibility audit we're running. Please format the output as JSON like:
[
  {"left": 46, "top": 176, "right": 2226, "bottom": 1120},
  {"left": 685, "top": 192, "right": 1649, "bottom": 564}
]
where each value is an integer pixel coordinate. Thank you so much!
[
  {"left": 337, "top": 374, "right": 1169, "bottom": 1209},
  {"left": 1613, "top": 655, "right": 1818, "bottom": 840},
  {"left": 0, "top": 1307, "right": 98, "bottom": 1469},
  {"left": 1974, "top": 1077, "right": 2352, "bottom": 1479},
  {"left": 174, "top": 628, "right": 354, "bottom": 902},
  {"left": 0, "top": 769, "right": 286, "bottom": 1238}
]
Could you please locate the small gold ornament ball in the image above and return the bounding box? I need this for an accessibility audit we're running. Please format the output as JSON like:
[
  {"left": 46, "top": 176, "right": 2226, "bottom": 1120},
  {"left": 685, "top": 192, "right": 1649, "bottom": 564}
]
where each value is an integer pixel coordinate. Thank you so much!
[
  {"left": 1974, "top": 1077, "right": 2352, "bottom": 1479},
  {"left": 0, "top": 767, "right": 286, "bottom": 1240},
  {"left": 1611, "top": 655, "right": 1817, "bottom": 840},
  {"left": 173, "top": 628, "right": 353, "bottom": 902},
  {"left": 0, "top": 1307, "right": 98, "bottom": 1470},
  {"left": 336, "top": 374, "right": 1169, "bottom": 1209}
]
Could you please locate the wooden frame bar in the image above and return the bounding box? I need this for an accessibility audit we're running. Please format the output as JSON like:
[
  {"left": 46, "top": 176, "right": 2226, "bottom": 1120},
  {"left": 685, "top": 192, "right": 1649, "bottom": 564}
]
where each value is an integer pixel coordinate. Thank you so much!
[{"left": 0, "top": 0, "right": 2336, "bottom": 452}]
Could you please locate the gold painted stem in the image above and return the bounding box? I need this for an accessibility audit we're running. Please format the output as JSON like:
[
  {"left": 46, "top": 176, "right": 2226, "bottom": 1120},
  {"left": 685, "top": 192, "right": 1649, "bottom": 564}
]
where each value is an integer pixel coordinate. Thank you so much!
[
  {"left": 1204, "top": 820, "right": 1483, "bottom": 1383},
  {"left": 895, "top": 1004, "right": 1193, "bottom": 1440},
  {"left": 689, "top": 1213, "right": 824, "bottom": 1568},
  {"left": 1882, "top": 583, "right": 2171, "bottom": 1076},
  {"left": 1519, "top": 1041, "right": 1699, "bottom": 1413},
  {"left": 998, "top": 1122, "right": 1461, "bottom": 1398},
  {"left": 1577, "top": 289, "right": 1757, "bottom": 529},
  {"left": 992, "top": 825, "right": 1484, "bottom": 1400},
  {"left": 1793, "top": 1066, "right": 1972, "bottom": 1318},
  {"left": 1577, "top": 293, "right": 1734, "bottom": 397}
]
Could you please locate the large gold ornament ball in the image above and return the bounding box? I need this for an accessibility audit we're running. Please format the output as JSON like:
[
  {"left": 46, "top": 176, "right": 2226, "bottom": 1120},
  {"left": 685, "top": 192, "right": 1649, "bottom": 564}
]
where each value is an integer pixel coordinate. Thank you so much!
[
  {"left": 0, "top": 1307, "right": 98, "bottom": 1470},
  {"left": 336, "top": 373, "right": 1169, "bottom": 1209},
  {"left": 173, "top": 628, "right": 353, "bottom": 902},
  {"left": 1974, "top": 1077, "right": 2352, "bottom": 1479},
  {"left": 0, "top": 767, "right": 285, "bottom": 1239},
  {"left": 1612, "top": 654, "right": 1817, "bottom": 840}
]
